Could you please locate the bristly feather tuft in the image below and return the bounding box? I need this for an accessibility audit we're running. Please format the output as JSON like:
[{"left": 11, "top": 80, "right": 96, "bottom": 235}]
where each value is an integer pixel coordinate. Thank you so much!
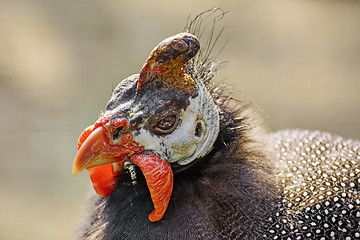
[
  {"left": 183, "top": 8, "right": 260, "bottom": 153},
  {"left": 183, "top": 8, "right": 229, "bottom": 87},
  {"left": 76, "top": 10, "right": 278, "bottom": 240}
]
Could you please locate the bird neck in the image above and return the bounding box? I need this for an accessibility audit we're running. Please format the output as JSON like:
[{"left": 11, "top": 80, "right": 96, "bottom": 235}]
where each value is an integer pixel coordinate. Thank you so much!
[{"left": 82, "top": 108, "right": 279, "bottom": 240}]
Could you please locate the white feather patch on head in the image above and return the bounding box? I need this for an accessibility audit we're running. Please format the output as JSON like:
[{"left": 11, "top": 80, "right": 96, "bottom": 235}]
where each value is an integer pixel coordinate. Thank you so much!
[{"left": 132, "top": 79, "right": 220, "bottom": 166}]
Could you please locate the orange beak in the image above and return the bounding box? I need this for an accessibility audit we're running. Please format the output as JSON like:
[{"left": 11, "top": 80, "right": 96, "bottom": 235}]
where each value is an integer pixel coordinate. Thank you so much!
[
  {"left": 73, "top": 126, "right": 137, "bottom": 176},
  {"left": 73, "top": 125, "right": 138, "bottom": 198}
]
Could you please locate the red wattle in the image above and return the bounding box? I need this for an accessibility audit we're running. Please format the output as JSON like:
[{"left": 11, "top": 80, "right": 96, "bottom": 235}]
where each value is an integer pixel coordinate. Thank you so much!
[
  {"left": 130, "top": 153, "right": 173, "bottom": 222},
  {"left": 87, "top": 164, "right": 119, "bottom": 198},
  {"left": 77, "top": 124, "right": 120, "bottom": 198}
]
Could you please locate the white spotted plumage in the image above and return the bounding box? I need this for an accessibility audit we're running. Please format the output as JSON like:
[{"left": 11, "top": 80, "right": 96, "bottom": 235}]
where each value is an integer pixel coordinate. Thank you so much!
[{"left": 265, "top": 129, "right": 360, "bottom": 239}]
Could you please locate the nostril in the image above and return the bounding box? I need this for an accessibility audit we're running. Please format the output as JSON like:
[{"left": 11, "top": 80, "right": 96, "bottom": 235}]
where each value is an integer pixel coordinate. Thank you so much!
[{"left": 113, "top": 126, "right": 124, "bottom": 140}]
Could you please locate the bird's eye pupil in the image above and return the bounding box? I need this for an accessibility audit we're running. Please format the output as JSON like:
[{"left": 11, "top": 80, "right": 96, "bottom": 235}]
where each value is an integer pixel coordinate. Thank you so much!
[
  {"left": 157, "top": 115, "right": 176, "bottom": 130},
  {"left": 153, "top": 113, "right": 179, "bottom": 134}
]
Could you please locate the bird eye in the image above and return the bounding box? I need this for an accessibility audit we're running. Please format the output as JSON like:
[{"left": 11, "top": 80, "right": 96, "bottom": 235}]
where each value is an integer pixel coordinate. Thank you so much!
[{"left": 153, "top": 113, "right": 180, "bottom": 134}]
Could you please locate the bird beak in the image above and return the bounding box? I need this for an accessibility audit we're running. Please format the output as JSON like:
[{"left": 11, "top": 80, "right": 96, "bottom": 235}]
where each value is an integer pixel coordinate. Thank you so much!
[
  {"left": 73, "top": 127, "right": 111, "bottom": 176},
  {"left": 73, "top": 122, "right": 143, "bottom": 198},
  {"left": 73, "top": 126, "right": 134, "bottom": 176},
  {"left": 73, "top": 119, "right": 174, "bottom": 222},
  {"left": 72, "top": 33, "right": 200, "bottom": 221}
]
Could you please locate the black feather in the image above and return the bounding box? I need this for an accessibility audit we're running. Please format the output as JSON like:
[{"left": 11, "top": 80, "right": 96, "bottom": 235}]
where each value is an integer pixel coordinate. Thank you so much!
[{"left": 76, "top": 9, "right": 360, "bottom": 240}]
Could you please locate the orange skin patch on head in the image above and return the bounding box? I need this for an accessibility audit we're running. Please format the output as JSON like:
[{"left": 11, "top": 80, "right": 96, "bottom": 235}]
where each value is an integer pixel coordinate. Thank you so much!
[
  {"left": 137, "top": 33, "right": 199, "bottom": 96},
  {"left": 74, "top": 33, "right": 201, "bottom": 222}
]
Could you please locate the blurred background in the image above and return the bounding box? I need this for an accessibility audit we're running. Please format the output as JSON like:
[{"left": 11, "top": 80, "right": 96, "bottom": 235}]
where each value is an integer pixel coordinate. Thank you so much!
[{"left": 0, "top": 0, "right": 359, "bottom": 239}]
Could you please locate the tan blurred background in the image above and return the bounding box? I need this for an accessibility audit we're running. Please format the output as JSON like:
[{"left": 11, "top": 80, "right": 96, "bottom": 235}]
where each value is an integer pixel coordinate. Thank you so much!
[{"left": 0, "top": 0, "right": 359, "bottom": 239}]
